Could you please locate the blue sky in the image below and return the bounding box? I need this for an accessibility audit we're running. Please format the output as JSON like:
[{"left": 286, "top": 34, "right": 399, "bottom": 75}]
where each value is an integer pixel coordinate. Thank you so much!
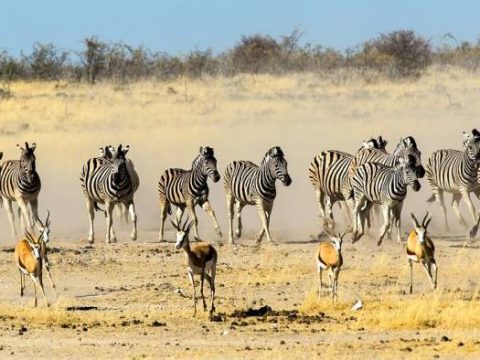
[{"left": 1, "top": 0, "right": 479, "bottom": 55}]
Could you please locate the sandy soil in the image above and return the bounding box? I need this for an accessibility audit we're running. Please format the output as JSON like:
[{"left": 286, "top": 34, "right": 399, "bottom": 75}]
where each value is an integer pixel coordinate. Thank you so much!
[
  {"left": 0, "top": 231, "right": 479, "bottom": 359},
  {"left": 0, "top": 71, "right": 480, "bottom": 358}
]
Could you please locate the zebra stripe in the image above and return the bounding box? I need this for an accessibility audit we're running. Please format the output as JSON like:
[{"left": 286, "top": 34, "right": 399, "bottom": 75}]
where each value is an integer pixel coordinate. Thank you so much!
[
  {"left": 351, "top": 156, "right": 421, "bottom": 245},
  {"left": 308, "top": 137, "right": 388, "bottom": 231},
  {"left": 158, "top": 146, "right": 221, "bottom": 241},
  {"left": 224, "top": 146, "right": 291, "bottom": 244},
  {"left": 0, "top": 142, "right": 42, "bottom": 238},
  {"left": 80, "top": 144, "right": 137, "bottom": 243},
  {"left": 425, "top": 129, "right": 480, "bottom": 232}
]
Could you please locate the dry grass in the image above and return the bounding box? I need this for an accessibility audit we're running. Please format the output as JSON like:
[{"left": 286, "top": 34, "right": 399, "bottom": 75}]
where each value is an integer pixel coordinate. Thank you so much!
[{"left": 0, "top": 69, "right": 480, "bottom": 358}]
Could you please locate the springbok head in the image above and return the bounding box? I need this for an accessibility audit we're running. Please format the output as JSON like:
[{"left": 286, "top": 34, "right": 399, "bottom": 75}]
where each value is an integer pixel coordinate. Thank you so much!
[
  {"left": 170, "top": 213, "right": 194, "bottom": 249},
  {"left": 410, "top": 212, "right": 432, "bottom": 245}
]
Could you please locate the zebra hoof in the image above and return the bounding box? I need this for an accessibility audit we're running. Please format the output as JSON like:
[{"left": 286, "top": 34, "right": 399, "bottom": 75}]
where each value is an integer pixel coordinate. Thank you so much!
[
  {"left": 376, "top": 240, "right": 383, "bottom": 247},
  {"left": 235, "top": 230, "right": 241, "bottom": 238},
  {"left": 87, "top": 238, "right": 94, "bottom": 244},
  {"left": 131, "top": 233, "right": 137, "bottom": 241}
]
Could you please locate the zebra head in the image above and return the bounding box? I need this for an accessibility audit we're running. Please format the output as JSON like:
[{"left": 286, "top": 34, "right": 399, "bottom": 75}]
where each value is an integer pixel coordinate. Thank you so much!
[
  {"left": 462, "top": 129, "right": 480, "bottom": 162},
  {"left": 17, "top": 141, "right": 37, "bottom": 182},
  {"left": 99, "top": 145, "right": 113, "bottom": 159},
  {"left": 110, "top": 144, "right": 129, "bottom": 183},
  {"left": 361, "top": 136, "right": 388, "bottom": 152},
  {"left": 265, "top": 146, "right": 292, "bottom": 186},
  {"left": 397, "top": 136, "right": 425, "bottom": 179},
  {"left": 399, "top": 155, "right": 421, "bottom": 192},
  {"left": 198, "top": 146, "right": 220, "bottom": 182}
]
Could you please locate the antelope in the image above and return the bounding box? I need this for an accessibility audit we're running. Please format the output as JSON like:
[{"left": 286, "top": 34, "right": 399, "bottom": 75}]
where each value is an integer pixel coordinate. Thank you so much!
[
  {"left": 14, "top": 228, "right": 49, "bottom": 307},
  {"left": 407, "top": 212, "right": 437, "bottom": 294},
  {"left": 172, "top": 214, "right": 217, "bottom": 317},
  {"left": 316, "top": 231, "right": 344, "bottom": 302}
]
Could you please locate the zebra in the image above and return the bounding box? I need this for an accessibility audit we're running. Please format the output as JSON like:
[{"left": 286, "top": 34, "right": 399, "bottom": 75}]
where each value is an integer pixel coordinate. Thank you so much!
[
  {"left": 351, "top": 155, "right": 421, "bottom": 246},
  {"left": 97, "top": 145, "right": 140, "bottom": 222},
  {"left": 223, "top": 146, "right": 292, "bottom": 245},
  {"left": 308, "top": 136, "right": 388, "bottom": 233},
  {"left": 158, "top": 146, "right": 222, "bottom": 242},
  {"left": 425, "top": 129, "right": 480, "bottom": 232},
  {"left": 80, "top": 144, "right": 138, "bottom": 244},
  {"left": 0, "top": 142, "right": 44, "bottom": 239}
]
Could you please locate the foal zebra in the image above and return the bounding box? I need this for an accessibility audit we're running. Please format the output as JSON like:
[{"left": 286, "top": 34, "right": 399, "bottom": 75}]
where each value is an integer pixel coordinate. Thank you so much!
[
  {"left": 224, "top": 146, "right": 292, "bottom": 245},
  {"left": 426, "top": 129, "right": 480, "bottom": 232},
  {"left": 351, "top": 155, "right": 421, "bottom": 245},
  {"left": 308, "top": 137, "right": 387, "bottom": 232},
  {"left": 80, "top": 144, "right": 138, "bottom": 244},
  {"left": 158, "top": 147, "right": 222, "bottom": 242},
  {"left": 0, "top": 142, "right": 43, "bottom": 239}
]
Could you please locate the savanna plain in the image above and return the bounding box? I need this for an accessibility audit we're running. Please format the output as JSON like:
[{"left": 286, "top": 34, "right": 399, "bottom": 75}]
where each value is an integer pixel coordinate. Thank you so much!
[{"left": 0, "top": 70, "right": 480, "bottom": 359}]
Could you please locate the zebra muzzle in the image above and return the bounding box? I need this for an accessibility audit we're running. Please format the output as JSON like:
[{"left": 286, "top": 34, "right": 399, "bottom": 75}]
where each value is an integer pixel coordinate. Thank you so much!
[{"left": 412, "top": 180, "right": 421, "bottom": 192}]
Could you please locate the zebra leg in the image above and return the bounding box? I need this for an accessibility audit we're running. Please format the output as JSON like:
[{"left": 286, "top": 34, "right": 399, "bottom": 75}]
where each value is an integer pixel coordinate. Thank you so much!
[
  {"left": 393, "top": 203, "right": 403, "bottom": 243},
  {"left": 235, "top": 201, "right": 245, "bottom": 238},
  {"left": 105, "top": 202, "right": 115, "bottom": 244},
  {"left": 315, "top": 189, "right": 328, "bottom": 230},
  {"left": 158, "top": 200, "right": 169, "bottom": 242},
  {"left": 434, "top": 190, "right": 450, "bottom": 232},
  {"left": 226, "top": 193, "right": 235, "bottom": 244},
  {"left": 377, "top": 204, "right": 392, "bottom": 246},
  {"left": 86, "top": 198, "right": 95, "bottom": 244},
  {"left": 201, "top": 200, "right": 222, "bottom": 238},
  {"left": 255, "top": 203, "right": 273, "bottom": 244},
  {"left": 451, "top": 193, "right": 468, "bottom": 228},
  {"left": 324, "top": 196, "right": 335, "bottom": 231},
  {"left": 128, "top": 201, "right": 137, "bottom": 241},
  {"left": 17, "top": 198, "right": 33, "bottom": 233},
  {"left": 187, "top": 202, "right": 201, "bottom": 241},
  {"left": 339, "top": 201, "right": 353, "bottom": 233},
  {"left": 30, "top": 198, "right": 43, "bottom": 232},
  {"left": 4, "top": 199, "right": 17, "bottom": 240},
  {"left": 352, "top": 196, "right": 366, "bottom": 242},
  {"left": 460, "top": 189, "right": 477, "bottom": 225}
]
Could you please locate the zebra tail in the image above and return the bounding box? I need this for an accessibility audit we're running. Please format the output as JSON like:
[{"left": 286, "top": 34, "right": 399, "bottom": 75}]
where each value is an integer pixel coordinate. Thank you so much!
[{"left": 426, "top": 194, "right": 436, "bottom": 203}]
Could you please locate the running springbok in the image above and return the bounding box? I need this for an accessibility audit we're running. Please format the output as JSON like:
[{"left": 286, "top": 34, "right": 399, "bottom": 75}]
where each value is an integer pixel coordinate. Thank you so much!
[
  {"left": 172, "top": 214, "right": 217, "bottom": 317},
  {"left": 15, "top": 231, "right": 48, "bottom": 307},
  {"left": 407, "top": 212, "right": 437, "bottom": 294},
  {"left": 316, "top": 231, "right": 344, "bottom": 302}
]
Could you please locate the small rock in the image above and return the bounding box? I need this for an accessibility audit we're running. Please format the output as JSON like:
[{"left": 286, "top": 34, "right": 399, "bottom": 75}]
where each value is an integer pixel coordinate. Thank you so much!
[
  {"left": 280, "top": 340, "right": 286, "bottom": 345},
  {"left": 441, "top": 336, "right": 451, "bottom": 342}
]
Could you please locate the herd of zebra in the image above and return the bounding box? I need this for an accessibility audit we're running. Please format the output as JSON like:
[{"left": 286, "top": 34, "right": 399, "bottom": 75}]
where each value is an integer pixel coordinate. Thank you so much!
[
  {"left": 5, "top": 130, "right": 480, "bottom": 310},
  {"left": 2, "top": 131, "right": 480, "bottom": 247}
]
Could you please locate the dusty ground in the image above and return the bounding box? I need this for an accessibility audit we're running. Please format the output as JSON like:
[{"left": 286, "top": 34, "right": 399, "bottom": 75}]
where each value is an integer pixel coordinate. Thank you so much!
[
  {"left": 0, "top": 70, "right": 480, "bottom": 358},
  {"left": 0, "top": 231, "right": 479, "bottom": 359}
]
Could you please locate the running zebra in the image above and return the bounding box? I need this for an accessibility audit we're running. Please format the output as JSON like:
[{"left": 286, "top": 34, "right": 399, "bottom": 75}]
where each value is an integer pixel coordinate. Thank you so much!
[
  {"left": 351, "top": 155, "right": 421, "bottom": 245},
  {"left": 426, "top": 129, "right": 480, "bottom": 232},
  {"left": 0, "top": 142, "right": 43, "bottom": 239},
  {"left": 80, "top": 144, "right": 138, "bottom": 244},
  {"left": 158, "top": 146, "right": 222, "bottom": 242},
  {"left": 97, "top": 145, "right": 140, "bottom": 222},
  {"left": 224, "top": 146, "right": 292, "bottom": 245},
  {"left": 308, "top": 136, "right": 387, "bottom": 232}
]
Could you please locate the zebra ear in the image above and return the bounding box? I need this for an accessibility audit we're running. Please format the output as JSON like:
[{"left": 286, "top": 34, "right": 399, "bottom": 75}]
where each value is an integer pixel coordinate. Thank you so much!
[
  {"left": 123, "top": 145, "right": 130, "bottom": 155},
  {"left": 199, "top": 146, "right": 204, "bottom": 155},
  {"left": 16, "top": 144, "right": 24, "bottom": 152},
  {"left": 0, "top": 152, "right": 3, "bottom": 160},
  {"left": 30, "top": 143, "right": 36, "bottom": 152}
]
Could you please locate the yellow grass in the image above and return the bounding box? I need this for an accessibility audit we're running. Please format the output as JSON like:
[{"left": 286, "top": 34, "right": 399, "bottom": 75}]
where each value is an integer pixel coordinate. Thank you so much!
[{"left": 1, "top": 69, "right": 480, "bottom": 358}]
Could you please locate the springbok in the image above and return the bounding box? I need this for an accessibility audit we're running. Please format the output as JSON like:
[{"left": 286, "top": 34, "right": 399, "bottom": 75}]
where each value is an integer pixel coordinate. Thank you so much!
[
  {"left": 14, "top": 229, "right": 49, "bottom": 307},
  {"left": 316, "top": 231, "right": 344, "bottom": 302},
  {"left": 407, "top": 212, "right": 437, "bottom": 294},
  {"left": 172, "top": 214, "right": 217, "bottom": 317}
]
